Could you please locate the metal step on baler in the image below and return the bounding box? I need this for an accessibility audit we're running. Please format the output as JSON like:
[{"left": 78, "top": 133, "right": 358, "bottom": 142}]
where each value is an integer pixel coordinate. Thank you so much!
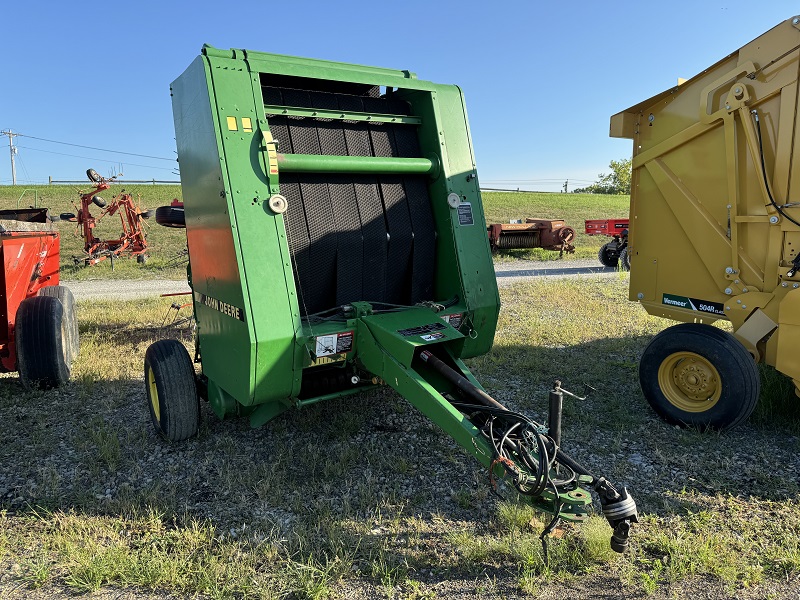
[{"left": 145, "top": 46, "right": 637, "bottom": 551}]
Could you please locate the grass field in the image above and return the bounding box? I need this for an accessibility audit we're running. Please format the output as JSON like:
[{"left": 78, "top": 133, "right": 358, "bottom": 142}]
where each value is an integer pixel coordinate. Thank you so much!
[
  {"left": 0, "top": 277, "right": 798, "bottom": 598},
  {"left": 0, "top": 185, "right": 628, "bottom": 277}
]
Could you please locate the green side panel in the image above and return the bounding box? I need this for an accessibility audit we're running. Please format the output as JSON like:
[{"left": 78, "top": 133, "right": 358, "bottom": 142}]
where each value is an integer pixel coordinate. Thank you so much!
[
  {"left": 171, "top": 55, "right": 299, "bottom": 407},
  {"left": 171, "top": 57, "right": 253, "bottom": 405},
  {"left": 397, "top": 85, "right": 500, "bottom": 358}
]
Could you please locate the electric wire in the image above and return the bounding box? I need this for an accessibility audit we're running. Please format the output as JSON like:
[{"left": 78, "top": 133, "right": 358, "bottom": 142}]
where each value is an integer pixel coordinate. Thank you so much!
[
  {"left": 16, "top": 133, "right": 175, "bottom": 161},
  {"left": 16, "top": 145, "right": 177, "bottom": 172}
]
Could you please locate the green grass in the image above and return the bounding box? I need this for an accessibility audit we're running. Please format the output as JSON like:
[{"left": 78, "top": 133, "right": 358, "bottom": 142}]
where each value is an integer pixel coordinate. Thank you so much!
[
  {"left": 2, "top": 281, "right": 799, "bottom": 597},
  {"left": 0, "top": 185, "right": 629, "bottom": 278}
]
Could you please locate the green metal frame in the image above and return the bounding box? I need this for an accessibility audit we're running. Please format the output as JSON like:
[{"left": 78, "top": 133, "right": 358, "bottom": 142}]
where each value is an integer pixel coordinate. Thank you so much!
[{"left": 170, "top": 46, "right": 591, "bottom": 519}]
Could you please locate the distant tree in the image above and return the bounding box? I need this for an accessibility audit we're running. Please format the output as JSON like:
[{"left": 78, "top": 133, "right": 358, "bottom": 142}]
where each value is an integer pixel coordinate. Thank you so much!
[{"left": 574, "top": 158, "right": 632, "bottom": 194}]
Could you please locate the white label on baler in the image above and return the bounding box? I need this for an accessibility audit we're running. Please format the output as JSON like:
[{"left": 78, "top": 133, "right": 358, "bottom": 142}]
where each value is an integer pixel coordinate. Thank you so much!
[
  {"left": 313, "top": 331, "right": 354, "bottom": 358},
  {"left": 315, "top": 335, "right": 338, "bottom": 357}
]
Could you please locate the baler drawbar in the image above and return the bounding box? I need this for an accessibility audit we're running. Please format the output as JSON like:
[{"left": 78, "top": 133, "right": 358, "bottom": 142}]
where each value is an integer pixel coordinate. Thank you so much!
[{"left": 145, "top": 46, "right": 637, "bottom": 550}]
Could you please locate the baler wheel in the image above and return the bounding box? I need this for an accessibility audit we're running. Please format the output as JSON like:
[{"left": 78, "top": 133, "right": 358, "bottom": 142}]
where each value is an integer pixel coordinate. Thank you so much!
[
  {"left": 87, "top": 168, "right": 102, "bottom": 183},
  {"left": 619, "top": 247, "right": 631, "bottom": 271},
  {"left": 37, "top": 286, "right": 80, "bottom": 364},
  {"left": 15, "top": 296, "right": 71, "bottom": 390},
  {"left": 155, "top": 206, "right": 185, "bottom": 228},
  {"left": 91, "top": 195, "right": 106, "bottom": 208},
  {"left": 639, "top": 323, "right": 760, "bottom": 430},
  {"left": 597, "top": 243, "right": 618, "bottom": 268},
  {"left": 144, "top": 339, "right": 199, "bottom": 441}
]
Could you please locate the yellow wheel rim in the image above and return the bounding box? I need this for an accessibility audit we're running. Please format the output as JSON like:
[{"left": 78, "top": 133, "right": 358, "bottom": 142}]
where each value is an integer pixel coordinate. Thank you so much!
[
  {"left": 658, "top": 351, "right": 721, "bottom": 413},
  {"left": 147, "top": 366, "right": 161, "bottom": 422}
]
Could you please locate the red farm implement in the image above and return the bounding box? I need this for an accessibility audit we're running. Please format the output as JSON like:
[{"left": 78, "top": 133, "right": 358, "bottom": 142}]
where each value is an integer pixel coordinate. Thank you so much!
[
  {"left": 0, "top": 208, "right": 78, "bottom": 388},
  {"left": 585, "top": 218, "right": 629, "bottom": 269},
  {"left": 487, "top": 218, "right": 576, "bottom": 255},
  {"left": 63, "top": 169, "right": 153, "bottom": 266}
]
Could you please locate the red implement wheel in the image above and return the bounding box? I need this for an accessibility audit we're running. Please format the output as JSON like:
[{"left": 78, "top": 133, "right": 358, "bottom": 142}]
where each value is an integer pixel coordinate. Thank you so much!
[
  {"left": 16, "top": 296, "right": 71, "bottom": 389},
  {"left": 37, "top": 285, "right": 79, "bottom": 364}
]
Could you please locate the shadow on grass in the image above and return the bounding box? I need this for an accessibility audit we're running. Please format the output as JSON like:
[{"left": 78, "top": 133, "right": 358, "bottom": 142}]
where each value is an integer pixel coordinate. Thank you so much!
[{"left": 0, "top": 332, "right": 798, "bottom": 594}]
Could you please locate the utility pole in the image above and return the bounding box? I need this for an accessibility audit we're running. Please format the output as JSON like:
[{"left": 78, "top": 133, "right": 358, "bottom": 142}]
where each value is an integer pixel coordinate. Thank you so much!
[
  {"left": 1, "top": 130, "right": 18, "bottom": 185},
  {"left": 563, "top": 179, "right": 569, "bottom": 193}
]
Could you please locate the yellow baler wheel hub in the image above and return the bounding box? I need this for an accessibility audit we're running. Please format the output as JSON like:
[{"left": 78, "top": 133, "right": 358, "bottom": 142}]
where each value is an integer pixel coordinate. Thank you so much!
[
  {"left": 658, "top": 351, "right": 721, "bottom": 413},
  {"left": 148, "top": 367, "right": 160, "bottom": 422}
]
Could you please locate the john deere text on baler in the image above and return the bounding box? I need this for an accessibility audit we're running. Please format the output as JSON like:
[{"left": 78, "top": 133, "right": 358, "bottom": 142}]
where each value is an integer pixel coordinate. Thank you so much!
[
  {"left": 611, "top": 16, "right": 800, "bottom": 429},
  {"left": 145, "top": 46, "right": 637, "bottom": 549}
]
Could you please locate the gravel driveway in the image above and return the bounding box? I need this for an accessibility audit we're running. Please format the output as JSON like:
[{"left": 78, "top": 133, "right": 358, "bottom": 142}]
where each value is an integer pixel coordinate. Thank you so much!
[{"left": 65, "top": 259, "right": 619, "bottom": 300}]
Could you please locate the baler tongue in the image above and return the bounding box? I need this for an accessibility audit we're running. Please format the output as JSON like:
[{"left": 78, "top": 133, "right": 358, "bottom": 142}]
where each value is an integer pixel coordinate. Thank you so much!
[{"left": 355, "top": 305, "right": 637, "bottom": 552}]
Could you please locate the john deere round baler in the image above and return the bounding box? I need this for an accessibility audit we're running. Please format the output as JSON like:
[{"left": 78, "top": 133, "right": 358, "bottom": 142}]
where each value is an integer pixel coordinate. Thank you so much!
[{"left": 145, "top": 46, "right": 637, "bottom": 550}]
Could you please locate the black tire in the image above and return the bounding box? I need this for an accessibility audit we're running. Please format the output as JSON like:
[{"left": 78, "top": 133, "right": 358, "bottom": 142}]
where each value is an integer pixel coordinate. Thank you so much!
[
  {"left": 144, "top": 340, "right": 198, "bottom": 441},
  {"left": 37, "top": 286, "right": 79, "bottom": 364},
  {"left": 60, "top": 212, "right": 76, "bottom": 222},
  {"left": 155, "top": 206, "right": 185, "bottom": 228},
  {"left": 639, "top": 323, "right": 760, "bottom": 430},
  {"left": 16, "top": 296, "right": 71, "bottom": 389},
  {"left": 87, "top": 168, "right": 102, "bottom": 183},
  {"left": 140, "top": 209, "right": 155, "bottom": 219},
  {"left": 136, "top": 254, "right": 148, "bottom": 264},
  {"left": 619, "top": 247, "right": 631, "bottom": 271},
  {"left": 597, "top": 243, "right": 618, "bottom": 268},
  {"left": 91, "top": 195, "right": 106, "bottom": 208}
]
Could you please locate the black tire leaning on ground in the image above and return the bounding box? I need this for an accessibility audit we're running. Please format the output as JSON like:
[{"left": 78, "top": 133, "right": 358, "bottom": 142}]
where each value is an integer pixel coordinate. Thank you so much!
[
  {"left": 155, "top": 206, "right": 185, "bottom": 228},
  {"left": 37, "top": 286, "right": 79, "bottom": 364},
  {"left": 144, "top": 340, "right": 199, "bottom": 441},
  {"left": 16, "top": 295, "right": 71, "bottom": 389},
  {"left": 639, "top": 323, "right": 760, "bottom": 430},
  {"left": 619, "top": 247, "right": 631, "bottom": 271},
  {"left": 597, "top": 242, "right": 618, "bottom": 267}
]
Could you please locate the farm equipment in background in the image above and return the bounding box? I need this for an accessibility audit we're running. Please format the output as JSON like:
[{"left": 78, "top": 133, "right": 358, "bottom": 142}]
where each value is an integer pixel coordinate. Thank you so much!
[
  {"left": 145, "top": 46, "right": 638, "bottom": 551},
  {"left": 487, "top": 218, "right": 576, "bottom": 255},
  {"left": 62, "top": 169, "right": 153, "bottom": 266},
  {"left": 0, "top": 208, "right": 78, "bottom": 389},
  {"left": 611, "top": 15, "right": 800, "bottom": 429},
  {"left": 585, "top": 218, "right": 629, "bottom": 269}
]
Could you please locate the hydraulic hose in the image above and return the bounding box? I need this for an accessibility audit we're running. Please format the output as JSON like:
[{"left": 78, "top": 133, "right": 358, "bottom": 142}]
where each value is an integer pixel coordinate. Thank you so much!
[{"left": 418, "top": 349, "right": 638, "bottom": 552}]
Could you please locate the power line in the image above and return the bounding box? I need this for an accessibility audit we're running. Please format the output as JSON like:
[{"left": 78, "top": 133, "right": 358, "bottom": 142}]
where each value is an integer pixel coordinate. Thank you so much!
[
  {"left": 16, "top": 133, "right": 175, "bottom": 161},
  {"left": 16, "top": 145, "right": 178, "bottom": 172}
]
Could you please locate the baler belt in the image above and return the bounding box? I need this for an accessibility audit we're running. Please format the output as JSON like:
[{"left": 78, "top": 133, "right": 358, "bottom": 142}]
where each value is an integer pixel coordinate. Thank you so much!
[
  {"left": 353, "top": 177, "right": 388, "bottom": 303},
  {"left": 264, "top": 85, "right": 435, "bottom": 313}
]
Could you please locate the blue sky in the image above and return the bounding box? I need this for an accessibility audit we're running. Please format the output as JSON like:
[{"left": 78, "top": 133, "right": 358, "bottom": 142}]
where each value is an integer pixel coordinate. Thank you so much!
[{"left": 2, "top": 1, "right": 799, "bottom": 190}]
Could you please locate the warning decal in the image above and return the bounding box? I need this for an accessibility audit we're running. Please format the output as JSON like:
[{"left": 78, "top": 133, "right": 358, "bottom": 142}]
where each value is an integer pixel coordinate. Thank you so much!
[
  {"left": 315, "top": 331, "right": 354, "bottom": 358},
  {"left": 441, "top": 313, "right": 464, "bottom": 329}
]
